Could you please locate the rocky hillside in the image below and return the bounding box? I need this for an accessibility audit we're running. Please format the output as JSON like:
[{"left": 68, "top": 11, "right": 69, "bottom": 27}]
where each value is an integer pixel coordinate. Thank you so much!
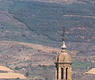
[
  {"left": 9, "top": 0, "right": 95, "bottom": 44},
  {"left": 8, "top": 0, "right": 95, "bottom": 55},
  {"left": 0, "top": 0, "right": 95, "bottom": 80},
  {"left": 0, "top": 0, "right": 95, "bottom": 46}
]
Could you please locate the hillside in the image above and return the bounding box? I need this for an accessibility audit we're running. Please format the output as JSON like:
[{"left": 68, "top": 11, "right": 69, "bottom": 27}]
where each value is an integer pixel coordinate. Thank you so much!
[
  {"left": 0, "top": 41, "right": 93, "bottom": 80},
  {"left": 0, "top": 65, "right": 26, "bottom": 79},
  {"left": 0, "top": 0, "right": 95, "bottom": 46},
  {"left": 9, "top": 0, "right": 95, "bottom": 44},
  {"left": 17, "top": 0, "right": 95, "bottom": 4},
  {"left": 0, "top": 0, "right": 95, "bottom": 80},
  {"left": 86, "top": 68, "right": 95, "bottom": 74},
  {"left": 7, "top": 0, "right": 95, "bottom": 56}
]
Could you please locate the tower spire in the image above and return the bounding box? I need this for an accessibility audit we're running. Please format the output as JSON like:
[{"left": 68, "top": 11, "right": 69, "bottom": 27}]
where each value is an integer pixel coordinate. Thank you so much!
[
  {"left": 61, "top": 27, "right": 67, "bottom": 52},
  {"left": 55, "top": 28, "right": 72, "bottom": 80}
]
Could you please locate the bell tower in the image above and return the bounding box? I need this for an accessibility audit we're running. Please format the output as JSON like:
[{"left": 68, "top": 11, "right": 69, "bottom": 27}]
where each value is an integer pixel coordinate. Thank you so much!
[{"left": 55, "top": 29, "right": 72, "bottom": 80}]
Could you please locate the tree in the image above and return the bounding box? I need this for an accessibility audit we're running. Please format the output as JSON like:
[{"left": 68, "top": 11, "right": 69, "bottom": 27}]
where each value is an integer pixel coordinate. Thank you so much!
[{"left": 25, "top": 72, "right": 29, "bottom": 77}]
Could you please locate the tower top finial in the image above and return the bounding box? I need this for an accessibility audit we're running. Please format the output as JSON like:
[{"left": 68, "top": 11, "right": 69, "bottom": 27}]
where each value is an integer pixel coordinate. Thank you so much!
[
  {"left": 61, "top": 40, "right": 67, "bottom": 49},
  {"left": 61, "top": 27, "right": 67, "bottom": 50},
  {"left": 61, "top": 27, "right": 65, "bottom": 41}
]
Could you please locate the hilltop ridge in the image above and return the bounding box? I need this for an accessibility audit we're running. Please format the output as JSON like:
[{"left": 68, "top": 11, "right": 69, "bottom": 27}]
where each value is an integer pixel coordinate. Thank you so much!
[{"left": 17, "top": 0, "right": 95, "bottom": 4}]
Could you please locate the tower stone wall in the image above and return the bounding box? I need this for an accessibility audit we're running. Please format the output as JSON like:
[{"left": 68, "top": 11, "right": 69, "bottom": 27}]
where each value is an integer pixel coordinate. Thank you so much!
[{"left": 55, "top": 41, "right": 72, "bottom": 80}]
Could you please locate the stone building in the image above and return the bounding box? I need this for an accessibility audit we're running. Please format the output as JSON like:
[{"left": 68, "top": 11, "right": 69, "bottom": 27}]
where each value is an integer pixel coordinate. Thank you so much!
[{"left": 55, "top": 40, "right": 72, "bottom": 80}]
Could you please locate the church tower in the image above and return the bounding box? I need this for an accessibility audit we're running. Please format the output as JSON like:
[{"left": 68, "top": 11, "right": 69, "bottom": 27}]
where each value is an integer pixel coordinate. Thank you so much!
[{"left": 55, "top": 40, "right": 72, "bottom": 80}]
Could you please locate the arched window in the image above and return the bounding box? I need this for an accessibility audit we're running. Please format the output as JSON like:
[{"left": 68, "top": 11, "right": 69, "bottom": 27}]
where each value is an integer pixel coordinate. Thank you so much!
[
  {"left": 61, "top": 68, "right": 64, "bottom": 79},
  {"left": 66, "top": 68, "right": 68, "bottom": 80},
  {"left": 57, "top": 68, "right": 59, "bottom": 79}
]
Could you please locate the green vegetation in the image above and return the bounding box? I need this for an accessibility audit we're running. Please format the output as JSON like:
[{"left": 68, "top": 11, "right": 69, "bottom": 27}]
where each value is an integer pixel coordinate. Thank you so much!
[
  {"left": 15, "top": 78, "right": 21, "bottom": 80},
  {"left": 0, "top": 0, "right": 12, "bottom": 11},
  {"left": 15, "top": 66, "right": 20, "bottom": 70},
  {"left": 72, "top": 59, "right": 92, "bottom": 70},
  {"left": 25, "top": 72, "right": 30, "bottom": 77},
  {"left": 0, "top": 0, "right": 95, "bottom": 45},
  {"left": 7, "top": 0, "right": 95, "bottom": 45}
]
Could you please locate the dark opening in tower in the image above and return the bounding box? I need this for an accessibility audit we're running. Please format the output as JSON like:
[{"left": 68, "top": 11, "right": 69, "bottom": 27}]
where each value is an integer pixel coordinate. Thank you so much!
[
  {"left": 61, "top": 68, "right": 64, "bottom": 79},
  {"left": 66, "top": 68, "right": 68, "bottom": 80},
  {"left": 57, "top": 68, "right": 59, "bottom": 79}
]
